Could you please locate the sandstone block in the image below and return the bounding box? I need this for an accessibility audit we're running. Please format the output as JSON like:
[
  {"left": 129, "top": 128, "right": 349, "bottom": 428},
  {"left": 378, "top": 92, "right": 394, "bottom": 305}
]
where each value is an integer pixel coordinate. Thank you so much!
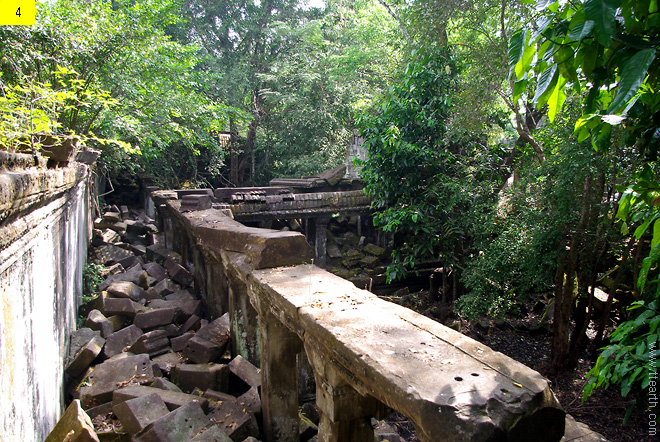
[
  {"left": 143, "top": 262, "right": 167, "bottom": 282},
  {"left": 135, "top": 401, "right": 209, "bottom": 442},
  {"left": 164, "top": 258, "right": 194, "bottom": 287},
  {"left": 133, "top": 308, "right": 178, "bottom": 330},
  {"left": 180, "top": 314, "right": 202, "bottom": 333},
  {"left": 152, "top": 377, "right": 183, "bottom": 393},
  {"left": 79, "top": 354, "right": 156, "bottom": 409},
  {"left": 104, "top": 324, "right": 144, "bottom": 358},
  {"left": 237, "top": 386, "right": 261, "bottom": 415},
  {"left": 171, "top": 331, "right": 195, "bottom": 352},
  {"left": 113, "top": 385, "right": 209, "bottom": 412},
  {"left": 85, "top": 309, "right": 114, "bottom": 338},
  {"left": 94, "top": 244, "right": 135, "bottom": 266},
  {"left": 150, "top": 278, "right": 179, "bottom": 297},
  {"left": 127, "top": 220, "right": 150, "bottom": 236},
  {"left": 171, "top": 363, "right": 229, "bottom": 394},
  {"left": 190, "top": 426, "right": 232, "bottom": 441},
  {"left": 102, "top": 297, "right": 146, "bottom": 318},
  {"left": 128, "top": 330, "right": 170, "bottom": 357},
  {"left": 146, "top": 244, "right": 181, "bottom": 265},
  {"left": 208, "top": 398, "right": 259, "bottom": 442},
  {"left": 65, "top": 334, "right": 105, "bottom": 378},
  {"left": 180, "top": 194, "right": 212, "bottom": 212},
  {"left": 151, "top": 352, "right": 185, "bottom": 376},
  {"left": 184, "top": 335, "right": 227, "bottom": 364},
  {"left": 45, "top": 399, "right": 99, "bottom": 442},
  {"left": 149, "top": 298, "right": 202, "bottom": 322},
  {"left": 68, "top": 328, "right": 101, "bottom": 360},
  {"left": 112, "top": 392, "right": 170, "bottom": 435},
  {"left": 228, "top": 355, "right": 261, "bottom": 389}
]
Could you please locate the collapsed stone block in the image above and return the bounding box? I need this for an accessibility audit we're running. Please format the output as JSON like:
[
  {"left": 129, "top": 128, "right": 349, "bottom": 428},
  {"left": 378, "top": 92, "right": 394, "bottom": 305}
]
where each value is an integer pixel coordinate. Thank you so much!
[
  {"left": 180, "top": 314, "right": 202, "bottom": 333},
  {"left": 134, "top": 401, "right": 209, "bottom": 442},
  {"left": 104, "top": 324, "right": 144, "bottom": 358},
  {"left": 152, "top": 377, "right": 182, "bottom": 393},
  {"left": 149, "top": 277, "right": 179, "bottom": 297},
  {"left": 127, "top": 220, "right": 150, "bottom": 236},
  {"left": 146, "top": 244, "right": 182, "bottom": 266},
  {"left": 183, "top": 314, "right": 230, "bottom": 364},
  {"left": 84, "top": 309, "right": 114, "bottom": 338},
  {"left": 151, "top": 351, "right": 185, "bottom": 375},
  {"left": 228, "top": 355, "right": 261, "bottom": 389},
  {"left": 237, "top": 386, "right": 261, "bottom": 415},
  {"left": 164, "top": 258, "right": 194, "bottom": 287},
  {"left": 190, "top": 426, "right": 232, "bottom": 441},
  {"left": 171, "top": 331, "right": 195, "bottom": 352},
  {"left": 128, "top": 330, "right": 170, "bottom": 357},
  {"left": 150, "top": 298, "right": 202, "bottom": 322},
  {"left": 143, "top": 262, "right": 167, "bottom": 282},
  {"left": 68, "top": 328, "right": 101, "bottom": 360},
  {"left": 112, "top": 392, "right": 170, "bottom": 436},
  {"left": 65, "top": 334, "right": 105, "bottom": 378},
  {"left": 108, "top": 282, "right": 146, "bottom": 301},
  {"left": 171, "top": 363, "right": 229, "bottom": 394},
  {"left": 78, "top": 354, "right": 156, "bottom": 409},
  {"left": 102, "top": 297, "right": 147, "bottom": 318},
  {"left": 45, "top": 399, "right": 99, "bottom": 442},
  {"left": 113, "top": 385, "right": 209, "bottom": 413},
  {"left": 208, "top": 398, "right": 260, "bottom": 442},
  {"left": 133, "top": 307, "right": 178, "bottom": 330},
  {"left": 94, "top": 244, "right": 135, "bottom": 266}
]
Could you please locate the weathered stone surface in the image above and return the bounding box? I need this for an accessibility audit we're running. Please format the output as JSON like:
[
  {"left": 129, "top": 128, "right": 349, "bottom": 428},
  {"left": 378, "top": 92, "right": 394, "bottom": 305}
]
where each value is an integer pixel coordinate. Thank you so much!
[
  {"left": 102, "top": 297, "right": 147, "bottom": 318},
  {"left": 363, "top": 243, "right": 386, "bottom": 257},
  {"left": 134, "top": 308, "right": 178, "bottom": 330},
  {"left": 166, "top": 289, "right": 197, "bottom": 301},
  {"left": 65, "top": 334, "right": 105, "bottom": 378},
  {"left": 164, "top": 258, "right": 194, "bottom": 287},
  {"left": 228, "top": 355, "right": 261, "bottom": 389},
  {"left": 152, "top": 377, "right": 183, "bottom": 393},
  {"left": 135, "top": 401, "right": 209, "bottom": 442},
  {"left": 99, "top": 265, "right": 148, "bottom": 291},
  {"left": 160, "top": 323, "right": 182, "bottom": 337},
  {"left": 171, "top": 363, "right": 229, "bottom": 394},
  {"left": 149, "top": 298, "right": 203, "bottom": 322},
  {"left": 560, "top": 415, "right": 607, "bottom": 442},
  {"left": 113, "top": 393, "right": 170, "bottom": 435},
  {"left": 94, "top": 244, "right": 135, "bottom": 266},
  {"left": 113, "top": 385, "right": 209, "bottom": 413},
  {"left": 104, "top": 324, "right": 144, "bottom": 358},
  {"left": 190, "top": 426, "right": 232, "bottom": 441},
  {"left": 143, "top": 262, "right": 167, "bottom": 282},
  {"left": 236, "top": 386, "right": 261, "bottom": 415},
  {"left": 181, "top": 209, "right": 314, "bottom": 269},
  {"left": 108, "top": 280, "right": 147, "bottom": 301},
  {"left": 180, "top": 314, "right": 202, "bottom": 333},
  {"left": 85, "top": 309, "right": 114, "bottom": 338},
  {"left": 150, "top": 277, "right": 179, "bottom": 297},
  {"left": 127, "top": 220, "right": 150, "bottom": 236},
  {"left": 373, "top": 420, "right": 402, "bottom": 442},
  {"left": 300, "top": 414, "right": 319, "bottom": 442},
  {"left": 79, "top": 354, "right": 156, "bottom": 409},
  {"left": 171, "top": 331, "right": 195, "bottom": 352},
  {"left": 181, "top": 194, "right": 212, "bottom": 212},
  {"left": 183, "top": 314, "right": 230, "bottom": 363},
  {"left": 69, "top": 328, "right": 101, "bottom": 360},
  {"left": 151, "top": 352, "right": 185, "bottom": 376},
  {"left": 128, "top": 330, "right": 170, "bottom": 357},
  {"left": 251, "top": 264, "right": 565, "bottom": 442},
  {"left": 45, "top": 399, "right": 99, "bottom": 442},
  {"left": 208, "top": 398, "right": 260, "bottom": 442},
  {"left": 103, "top": 212, "right": 121, "bottom": 223},
  {"left": 146, "top": 244, "right": 182, "bottom": 265}
]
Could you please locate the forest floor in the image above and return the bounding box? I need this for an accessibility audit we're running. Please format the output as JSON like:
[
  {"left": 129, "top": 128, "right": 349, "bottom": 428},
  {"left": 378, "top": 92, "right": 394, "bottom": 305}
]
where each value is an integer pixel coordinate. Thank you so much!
[{"left": 381, "top": 289, "right": 656, "bottom": 442}]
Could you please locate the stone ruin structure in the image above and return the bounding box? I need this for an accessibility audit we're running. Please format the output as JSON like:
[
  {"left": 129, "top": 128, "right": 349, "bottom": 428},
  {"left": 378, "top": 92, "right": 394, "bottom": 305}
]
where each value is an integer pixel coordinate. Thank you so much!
[{"left": 1, "top": 149, "right": 608, "bottom": 441}]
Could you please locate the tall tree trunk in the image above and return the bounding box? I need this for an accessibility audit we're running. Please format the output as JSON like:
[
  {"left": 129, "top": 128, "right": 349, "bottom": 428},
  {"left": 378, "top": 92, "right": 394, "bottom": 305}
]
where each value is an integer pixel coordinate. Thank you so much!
[{"left": 229, "top": 119, "right": 239, "bottom": 186}]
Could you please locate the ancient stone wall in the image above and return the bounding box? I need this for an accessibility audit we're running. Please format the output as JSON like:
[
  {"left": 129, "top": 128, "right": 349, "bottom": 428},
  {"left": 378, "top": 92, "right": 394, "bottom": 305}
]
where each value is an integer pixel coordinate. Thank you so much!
[{"left": 0, "top": 154, "right": 93, "bottom": 441}]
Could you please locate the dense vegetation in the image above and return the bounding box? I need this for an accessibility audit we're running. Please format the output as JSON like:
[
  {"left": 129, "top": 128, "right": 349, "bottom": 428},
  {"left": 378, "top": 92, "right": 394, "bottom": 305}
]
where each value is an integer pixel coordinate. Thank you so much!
[{"left": 1, "top": 0, "right": 659, "bottom": 422}]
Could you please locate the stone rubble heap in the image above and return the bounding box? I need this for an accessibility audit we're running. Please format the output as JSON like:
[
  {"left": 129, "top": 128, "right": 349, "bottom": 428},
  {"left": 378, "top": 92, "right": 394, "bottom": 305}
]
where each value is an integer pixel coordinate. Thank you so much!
[{"left": 47, "top": 205, "right": 403, "bottom": 442}]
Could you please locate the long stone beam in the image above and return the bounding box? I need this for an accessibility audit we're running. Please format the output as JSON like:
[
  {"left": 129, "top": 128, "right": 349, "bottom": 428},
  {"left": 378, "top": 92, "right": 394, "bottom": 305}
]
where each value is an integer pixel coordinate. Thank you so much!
[
  {"left": 245, "top": 264, "right": 565, "bottom": 442},
  {"left": 154, "top": 198, "right": 565, "bottom": 442}
]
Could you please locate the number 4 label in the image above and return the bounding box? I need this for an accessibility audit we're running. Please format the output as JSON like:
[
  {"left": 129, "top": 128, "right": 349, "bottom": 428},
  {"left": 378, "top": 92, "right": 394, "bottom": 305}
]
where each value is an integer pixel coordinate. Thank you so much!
[{"left": 1, "top": 2, "right": 35, "bottom": 25}]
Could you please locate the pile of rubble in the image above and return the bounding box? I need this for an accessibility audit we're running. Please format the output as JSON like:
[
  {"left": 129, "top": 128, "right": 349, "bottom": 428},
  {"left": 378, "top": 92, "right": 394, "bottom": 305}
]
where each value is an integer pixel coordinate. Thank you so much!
[{"left": 45, "top": 206, "right": 316, "bottom": 442}]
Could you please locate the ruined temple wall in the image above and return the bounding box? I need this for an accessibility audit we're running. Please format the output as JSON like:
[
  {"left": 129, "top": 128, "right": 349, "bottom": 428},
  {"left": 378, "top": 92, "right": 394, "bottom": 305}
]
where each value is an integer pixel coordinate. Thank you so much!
[{"left": 0, "top": 162, "right": 92, "bottom": 442}]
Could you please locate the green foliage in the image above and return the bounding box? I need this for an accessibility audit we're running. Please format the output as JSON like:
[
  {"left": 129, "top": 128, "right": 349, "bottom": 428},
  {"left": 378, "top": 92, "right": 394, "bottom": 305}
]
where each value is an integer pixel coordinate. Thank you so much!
[
  {"left": 82, "top": 262, "right": 105, "bottom": 300},
  {"left": 584, "top": 300, "right": 660, "bottom": 412},
  {"left": 358, "top": 47, "right": 479, "bottom": 281}
]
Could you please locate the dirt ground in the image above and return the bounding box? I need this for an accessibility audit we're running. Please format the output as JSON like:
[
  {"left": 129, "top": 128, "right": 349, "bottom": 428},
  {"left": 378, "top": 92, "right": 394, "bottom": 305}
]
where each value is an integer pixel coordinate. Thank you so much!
[{"left": 380, "top": 290, "right": 656, "bottom": 442}]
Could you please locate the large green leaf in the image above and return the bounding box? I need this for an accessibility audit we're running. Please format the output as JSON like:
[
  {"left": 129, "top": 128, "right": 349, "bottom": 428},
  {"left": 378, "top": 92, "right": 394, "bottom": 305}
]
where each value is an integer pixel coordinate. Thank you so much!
[
  {"left": 547, "top": 76, "right": 567, "bottom": 122},
  {"left": 584, "top": 0, "right": 622, "bottom": 46},
  {"left": 607, "top": 48, "right": 656, "bottom": 113},
  {"left": 532, "top": 63, "right": 558, "bottom": 104},
  {"left": 515, "top": 39, "right": 536, "bottom": 79},
  {"left": 568, "top": 20, "right": 595, "bottom": 41},
  {"left": 508, "top": 30, "right": 527, "bottom": 76}
]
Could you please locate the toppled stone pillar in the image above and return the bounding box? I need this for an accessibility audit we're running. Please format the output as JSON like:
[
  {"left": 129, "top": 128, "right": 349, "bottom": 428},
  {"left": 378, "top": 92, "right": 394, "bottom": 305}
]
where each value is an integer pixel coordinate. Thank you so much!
[{"left": 259, "top": 310, "right": 302, "bottom": 441}]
